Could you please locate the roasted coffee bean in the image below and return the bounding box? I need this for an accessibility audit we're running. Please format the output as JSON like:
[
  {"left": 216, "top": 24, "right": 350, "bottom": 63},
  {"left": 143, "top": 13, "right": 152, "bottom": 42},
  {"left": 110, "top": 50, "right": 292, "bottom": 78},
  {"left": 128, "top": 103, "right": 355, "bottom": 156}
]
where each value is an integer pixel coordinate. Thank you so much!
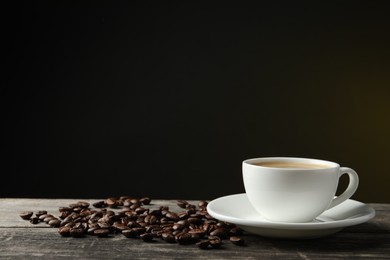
[
  {"left": 210, "top": 228, "right": 229, "bottom": 239},
  {"left": 61, "top": 215, "right": 72, "bottom": 224},
  {"left": 72, "top": 217, "right": 82, "bottom": 223},
  {"left": 111, "top": 213, "right": 124, "bottom": 222},
  {"left": 59, "top": 211, "right": 71, "bottom": 219},
  {"left": 138, "top": 222, "right": 148, "bottom": 228},
  {"left": 105, "top": 210, "right": 115, "bottom": 217},
  {"left": 35, "top": 210, "right": 47, "bottom": 217},
  {"left": 149, "top": 209, "right": 162, "bottom": 217},
  {"left": 80, "top": 209, "right": 91, "bottom": 218},
  {"left": 68, "top": 203, "right": 80, "bottom": 209},
  {"left": 44, "top": 216, "right": 56, "bottom": 223},
  {"left": 113, "top": 223, "right": 128, "bottom": 232},
  {"left": 176, "top": 233, "right": 192, "bottom": 245},
  {"left": 177, "top": 200, "right": 188, "bottom": 208},
  {"left": 59, "top": 207, "right": 72, "bottom": 212},
  {"left": 188, "top": 229, "right": 206, "bottom": 238},
  {"left": 118, "top": 200, "right": 125, "bottom": 207},
  {"left": 140, "top": 233, "right": 154, "bottom": 242},
  {"left": 178, "top": 212, "right": 188, "bottom": 220},
  {"left": 69, "top": 212, "right": 80, "bottom": 219},
  {"left": 39, "top": 214, "right": 54, "bottom": 223},
  {"left": 161, "top": 209, "right": 170, "bottom": 216},
  {"left": 230, "top": 236, "right": 245, "bottom": 246},
  {"left": 198, "top": 201, "right": 208, "bottom": 208},
  {"left": 87, "top": 226, "right": 100, "bottom": 235},
  {"left": 30, "top": 217, "right": 39, "bottom": 224},
  {"left": 186, "top": 208, "right": 197, "bottom": 215},
  {"left": 135, "top": 207, "right": 148, "bottom": 214},
  {"left": 206, "top": 224, "right": 217, "bottom": 233},
  {"left": 189, "top": 224, "right": 197, "bottom": 230},
  {"left": 162, "top": 232, "right": 176, "bottom": 243},
  {"left": 72, "top": 207, "right": 82, "bottom": 213},
  {"left": 140, "top": 197, "right": 151, "bottom": 205},
  {"left": 161, "top": 222, "right": 173, "bottom": 228},
  {"left": 123, "top": 199, "right": 132, "bottom": 207},
  {"left": 216, "top": 222, "right": 229, "bottom": 228},
  {"left": 64, "top": 221, "right": 76, "bottom": 228},
  {"left": 209, "top": 239, "right": 222, "bottom": 248},
  {"left": 190, "top": 233, "right": 200, "bottom": 242},
  {"left": 94, "top": 228, "right": 110, "bottom": 237},
  {"left": 124, "top": 210, "right": 137, "bottom": 219},
  {"left": 150, "top": 227, "right": 162, "bottom": 235},
  {"left": 88, "top": 222, "right": 99, "bottom": 228},
  {"left": 189, "top": 213, "right": 201, "bottom": 219},
  {"left": 49, "top": 219, "right": 61, "bottom": 227},
  {"left": 77, "top": 201, "right": 90, "bottom": 208},
  {"left": 204, "top": 219, "right": 217, "bottom": 225},
  {"left": 187, "top": 205, "right": 197, "bottom": 211},
  {"left": 188, "top": 217, "right": 202, "bottom": 225},
  {"left": 166, "top": 212, "right": 180, "bottom": 221},
  {"left": 132, "top": 227, "right": 146, "bottom": 235},
  {"left": 121, "top": 216, "right": 131, "bottom": 225},
  {"left": 172, "top": 230, "right": 181, "bottom": 236},
  {"left": 120, "top": 196, "right": 131, "bottom": 201},
  {"left": 135, "top": 216, "right": 145, "bottom": 223},
  {"left": 176, "top": 220, "right": 189, "bottom": 226},
  {"left": 159, "top": 206, "right": 169, "bottom": 212},
  {"left": 159, "top": 217, "right": 173, "bottom": 224},
  {"left": 92, "top": 201, "right": 106, "bottom": 208},
  {"left": 58, "top": 226, "right": 71, "bottom": 237},
  {"left": 120, "top": 206, "right": 130, "bottom": 213},
  {"left": 88, "top": 216, "right": 100, "bottom": 224},
  {"left": 172, "top": 223, "right": 184, "bottom": 231},
  {"left": 106, "top": 198, "right": 118, "bottom": 208},
  {"left": 197, "top": 210, "right": 208, "bottom": 216},
  {"left": 70, "top": 227, "right": 85, "bottom": 238},
  {"left": 230, "top": 227, "right": 243, "bottom": 236},
  {"left": 98, "top": 216, "right": 113, "bottom": 226},
  {"left": 225, "top": 222, "right": 236, "bottom": 229},
  {"left": 161, "top": 227, "right": 173, "bottom": 234},
  {"left": 122, "top": 229, "right": 138, "bottom": 238},
  {"left": 144, "top": 225, "right": 156, "bottom": 233},
  {"left": 129, "top": 204, "right": 141, "bottom": 210},
  {"left": 20, "top": 211, "right": 33, "bottom": 220},
  {"left": 38, "top": 214, "right": 48, "bottom": 221},
  {"left": 204, "top": 213, "right": 214, "bottom": 220},
  {"left": 73, "top": 222, "right": 86, "bottom": 229},
  {"left": 144, "top": 214, "right": 158, "bottom": 224},
  {"left": 90, "top": 211, "right": 103, "bottom": 219},
  {"left": 98, "top": 223, "right": 112, "bottom": 230},
  {"left": 127, "top": 221, "right": 140, "bottom": 228},
  {"left": 196, "top": 240, "right": 210, "bottom": 249},
  {"left": 128, "top": 198, "right": 139, "bottom": 204}
]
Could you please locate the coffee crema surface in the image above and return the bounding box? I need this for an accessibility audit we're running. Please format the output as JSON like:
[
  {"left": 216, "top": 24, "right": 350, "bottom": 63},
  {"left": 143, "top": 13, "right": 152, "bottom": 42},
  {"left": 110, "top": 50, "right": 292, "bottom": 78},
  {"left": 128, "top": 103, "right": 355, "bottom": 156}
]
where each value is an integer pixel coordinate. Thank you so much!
[{"left": 253, "top": 161, "right": 330, "bottom": 169}]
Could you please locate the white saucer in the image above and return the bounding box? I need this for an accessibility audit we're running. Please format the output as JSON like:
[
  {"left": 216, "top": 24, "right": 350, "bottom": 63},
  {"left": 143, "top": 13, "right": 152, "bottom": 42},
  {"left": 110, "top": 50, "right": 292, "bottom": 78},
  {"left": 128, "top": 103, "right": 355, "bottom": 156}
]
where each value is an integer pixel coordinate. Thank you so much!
[{"left": 207, "top": 193, "right": 375, "bottom": 239}]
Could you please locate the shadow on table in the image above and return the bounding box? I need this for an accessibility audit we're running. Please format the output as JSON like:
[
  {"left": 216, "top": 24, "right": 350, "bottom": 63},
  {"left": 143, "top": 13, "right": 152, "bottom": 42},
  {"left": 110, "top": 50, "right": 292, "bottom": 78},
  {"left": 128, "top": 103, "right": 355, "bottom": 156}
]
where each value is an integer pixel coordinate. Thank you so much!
[{"left": 246, "top": 222, "right": 390, "bottom": 253}]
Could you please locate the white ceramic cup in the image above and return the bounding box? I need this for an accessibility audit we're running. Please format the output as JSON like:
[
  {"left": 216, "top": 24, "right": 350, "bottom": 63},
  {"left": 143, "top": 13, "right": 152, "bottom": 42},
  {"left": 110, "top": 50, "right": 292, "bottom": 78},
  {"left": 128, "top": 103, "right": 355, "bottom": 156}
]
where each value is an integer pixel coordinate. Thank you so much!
[{"left": 242, "top": 157, "right": 359, "bottom": 223}]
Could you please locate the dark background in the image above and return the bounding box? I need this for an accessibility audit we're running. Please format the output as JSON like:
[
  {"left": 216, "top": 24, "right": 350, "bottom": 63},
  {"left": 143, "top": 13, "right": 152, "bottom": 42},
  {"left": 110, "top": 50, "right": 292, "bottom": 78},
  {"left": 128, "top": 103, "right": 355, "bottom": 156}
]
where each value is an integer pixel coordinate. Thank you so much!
[{"left": 2, "top": 1, "right": 390, "bottom": 202}]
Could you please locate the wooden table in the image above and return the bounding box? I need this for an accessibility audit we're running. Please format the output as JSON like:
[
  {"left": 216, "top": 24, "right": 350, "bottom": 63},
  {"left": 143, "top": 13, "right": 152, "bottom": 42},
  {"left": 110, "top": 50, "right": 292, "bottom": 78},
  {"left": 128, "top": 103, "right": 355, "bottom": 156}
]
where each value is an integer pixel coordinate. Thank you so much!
[{"left": 0, "top": 199, "right": 389, "bottom": 259}]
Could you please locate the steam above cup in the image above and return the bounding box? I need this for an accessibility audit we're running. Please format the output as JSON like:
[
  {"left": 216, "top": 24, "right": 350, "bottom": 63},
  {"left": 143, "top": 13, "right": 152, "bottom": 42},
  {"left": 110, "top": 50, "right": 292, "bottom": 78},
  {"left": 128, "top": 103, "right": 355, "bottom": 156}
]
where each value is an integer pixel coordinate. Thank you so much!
[{"left": 242, "top": 157, "right": 359, "bottom": 223}]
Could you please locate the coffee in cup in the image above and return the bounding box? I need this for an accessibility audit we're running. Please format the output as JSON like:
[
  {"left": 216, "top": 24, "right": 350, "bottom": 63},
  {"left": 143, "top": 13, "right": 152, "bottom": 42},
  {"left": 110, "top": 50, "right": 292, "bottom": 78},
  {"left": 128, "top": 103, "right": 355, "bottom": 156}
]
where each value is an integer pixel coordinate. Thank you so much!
[{"left": 242, "top": 157, "right": 359, "bottom": 223}]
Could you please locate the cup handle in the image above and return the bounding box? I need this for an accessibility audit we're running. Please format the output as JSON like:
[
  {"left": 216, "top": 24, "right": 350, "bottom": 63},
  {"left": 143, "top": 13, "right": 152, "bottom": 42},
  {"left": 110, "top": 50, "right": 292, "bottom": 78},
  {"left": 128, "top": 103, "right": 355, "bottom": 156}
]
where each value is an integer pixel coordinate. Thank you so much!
[{"left": 328, "top": 167, "right": 359, "bottom": 209}]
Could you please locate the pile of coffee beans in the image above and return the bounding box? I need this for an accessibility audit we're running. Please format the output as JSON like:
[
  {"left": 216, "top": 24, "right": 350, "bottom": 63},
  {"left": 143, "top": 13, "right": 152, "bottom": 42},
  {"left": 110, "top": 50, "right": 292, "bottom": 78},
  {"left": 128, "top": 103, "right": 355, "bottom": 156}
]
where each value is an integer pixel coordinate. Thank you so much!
[{"left": 19, "top": 197, "right": 245, "bottom": 250}]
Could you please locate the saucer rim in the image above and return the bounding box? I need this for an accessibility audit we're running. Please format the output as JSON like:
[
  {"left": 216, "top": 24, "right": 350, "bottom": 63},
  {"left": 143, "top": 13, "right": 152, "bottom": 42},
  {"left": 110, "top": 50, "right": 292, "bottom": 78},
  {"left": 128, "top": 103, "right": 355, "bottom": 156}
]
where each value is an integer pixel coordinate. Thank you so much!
[{"left": 207, "top": 193, "right": 375, "bottom": 230}]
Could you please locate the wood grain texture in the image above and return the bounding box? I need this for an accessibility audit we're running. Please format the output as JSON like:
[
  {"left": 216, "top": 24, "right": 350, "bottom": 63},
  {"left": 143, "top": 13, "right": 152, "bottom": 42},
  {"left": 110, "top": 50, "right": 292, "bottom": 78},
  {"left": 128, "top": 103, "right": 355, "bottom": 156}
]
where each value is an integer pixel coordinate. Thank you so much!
[{"left": 1, "top": 199, "right": 389, "bottom": 259}]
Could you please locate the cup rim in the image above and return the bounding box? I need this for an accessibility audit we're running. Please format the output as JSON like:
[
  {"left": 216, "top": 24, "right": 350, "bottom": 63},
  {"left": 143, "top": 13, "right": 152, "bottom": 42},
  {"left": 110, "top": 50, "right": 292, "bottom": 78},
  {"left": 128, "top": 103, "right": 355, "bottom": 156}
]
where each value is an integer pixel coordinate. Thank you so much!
[{"left": 243, "top": 157, "right": 340, "bottom": 170}]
